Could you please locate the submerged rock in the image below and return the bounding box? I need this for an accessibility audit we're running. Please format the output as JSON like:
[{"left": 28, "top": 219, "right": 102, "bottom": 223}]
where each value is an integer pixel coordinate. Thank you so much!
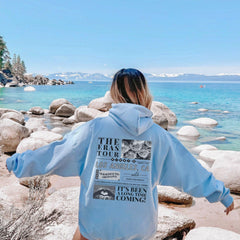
[
  {"left": 24, "top": 86, "right": 36, "bottom": 91},
  {"left": 177, "top": 126, "right": 200, "bottom": 138},
  {"left": 189, "top": 117, "right": 218, "bottom": 127}
]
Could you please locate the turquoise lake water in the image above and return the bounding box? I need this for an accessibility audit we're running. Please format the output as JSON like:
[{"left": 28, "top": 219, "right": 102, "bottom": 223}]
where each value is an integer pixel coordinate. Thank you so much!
[{"left": 0, "top": 81, "right": 239, "bottom": 151}]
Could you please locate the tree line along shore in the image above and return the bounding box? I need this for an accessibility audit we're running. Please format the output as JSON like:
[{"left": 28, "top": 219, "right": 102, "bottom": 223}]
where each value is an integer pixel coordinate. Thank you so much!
[{"left": 0, "top": 36, "right": 73, "bottom": 87}]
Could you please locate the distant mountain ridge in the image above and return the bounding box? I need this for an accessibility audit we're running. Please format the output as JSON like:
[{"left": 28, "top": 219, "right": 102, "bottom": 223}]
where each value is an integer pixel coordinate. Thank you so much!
[{"left": 44, "top": 72, "right": 240, "bottom": 82}]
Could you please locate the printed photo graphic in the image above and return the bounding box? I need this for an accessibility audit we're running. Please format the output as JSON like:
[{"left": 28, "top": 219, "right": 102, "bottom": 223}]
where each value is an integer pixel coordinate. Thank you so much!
[
  {"left": 121, "top": 140, "right": 152, "bottom": 160},
  {"left": 93, "top": 185, "right": 115, "bottom": 200}
]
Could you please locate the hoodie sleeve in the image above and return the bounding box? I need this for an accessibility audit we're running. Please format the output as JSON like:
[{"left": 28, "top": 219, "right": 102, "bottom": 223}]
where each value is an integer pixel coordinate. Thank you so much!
[
  {"left": 6, "top": 121, "right": 93, "bottom": 178},
  {"left": 159, "top": 131, "right": 233, "bottom": 208}
]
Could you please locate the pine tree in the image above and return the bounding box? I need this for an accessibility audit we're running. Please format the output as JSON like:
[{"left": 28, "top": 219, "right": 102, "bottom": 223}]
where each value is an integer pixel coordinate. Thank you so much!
[
  {"left": 0, "top": 36, "right": 10, "bottom": 70},
  {"left": 3, "top": 60, "right": 12, "bottom": 72},
  {"left": 21, "top": 60, "right": 26, "bottom": 74},
  {"left": 11, "top": 54, "right": 26, "bottom": 80}
]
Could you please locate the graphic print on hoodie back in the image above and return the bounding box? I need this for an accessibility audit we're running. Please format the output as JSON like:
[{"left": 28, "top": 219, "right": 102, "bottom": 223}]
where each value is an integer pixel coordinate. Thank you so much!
[{"left": 93, "top": 137, "right": 152, "bottom": 203}]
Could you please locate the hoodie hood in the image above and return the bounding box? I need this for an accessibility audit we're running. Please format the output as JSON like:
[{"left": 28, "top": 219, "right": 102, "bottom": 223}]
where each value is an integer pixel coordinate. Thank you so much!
[{"left": 109, "top": 103, "right": 154, "bottom": 136}]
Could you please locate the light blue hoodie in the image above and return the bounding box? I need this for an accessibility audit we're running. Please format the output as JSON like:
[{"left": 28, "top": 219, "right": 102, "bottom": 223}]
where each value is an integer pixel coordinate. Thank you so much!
[{"left": 6, "top": 103, "right": 233, "bottom": 240}]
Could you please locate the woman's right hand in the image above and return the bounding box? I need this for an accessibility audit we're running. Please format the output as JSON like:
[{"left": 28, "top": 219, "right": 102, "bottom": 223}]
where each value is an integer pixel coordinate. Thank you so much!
[{"left": 224, "top": 201, "right": 234, "bottom": 215}]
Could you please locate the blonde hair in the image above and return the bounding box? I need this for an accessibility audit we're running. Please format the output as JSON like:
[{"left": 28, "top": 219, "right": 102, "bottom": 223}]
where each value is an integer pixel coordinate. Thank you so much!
[{"left": 110, "top": 68, "right": 152, "bottom": 109}]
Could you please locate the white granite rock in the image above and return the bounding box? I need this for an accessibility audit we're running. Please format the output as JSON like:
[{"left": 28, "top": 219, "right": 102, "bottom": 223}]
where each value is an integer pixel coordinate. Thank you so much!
[
  {"left": 30, "top": 131, "right": 63, "bottom": 144},
  {"left": 0, "top": 118, "right": 29, "bottom": 152},
  {"left": 25, "top": 117, "right": 48, "bottom": 132},
  {"left": 185, "top": 227, "right": 240, "bottom": 240},
  {"left": 198, "top": 108, "right": 208, "bottom": 112},
  {"left": 191, "top": 144, "right": 217, "bottom": 154},
  {"left": 197, "top": 159, "right": 211, "bottom": 171},
  {"left": 0, "top": 111, "right": 25, "bottom": 125},
  {"left": 88, "top": 91, "right": 113, "bottom": 112},
  {"left": 49, "top": 98, "right": 71, "bottom": 114},
  {"left": 74, "top": 106, "right": 102, "bottom": 122},
  {"left": 189, "top": 117, "right": 218, "bottom": 127},
  {"left": 155, "top": 205, "right": 195, "bottom": 239},
  {"left": 43, "top": 187, "right": 80, "bottom": 240},
  {"left": 55, "top": 103, "right": 76, "bottom": 117},
  {"left": 24, "top": 86, "right": 36, "bottom": 91},
  {"left": 0, "top": 108, "right": 21, "bottom": 117},
  {"left": 177, "top": 126, "right": 200, "bottom": 138},
  {"left": 210, "top": 152, "right": 240, "bottom": 194},
  {"left": 63, "top": 115, "right": 76, "bottom": 124},
  {"left": 200, "top": 150, "right": 240, "bottom": 165},
  {"left": 151, "top": 101, "right": 177, "bottom": 126},
  {"left": 29, "top": 106, "right": 44, "bottom": 115},
  {"left": 157, "top": 185, "right": 193, "bottom": 204},
  {"left": 51, "top": 127, "right": 64, "bottom": 134},
  {"left": 16, "top": 137, "right": 48, "bottom": 153}
]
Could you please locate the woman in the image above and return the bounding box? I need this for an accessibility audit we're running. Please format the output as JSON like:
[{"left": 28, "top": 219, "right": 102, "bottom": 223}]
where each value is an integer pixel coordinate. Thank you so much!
[{"left": 7, "top": 68, "right": 234, "bottom": 240}]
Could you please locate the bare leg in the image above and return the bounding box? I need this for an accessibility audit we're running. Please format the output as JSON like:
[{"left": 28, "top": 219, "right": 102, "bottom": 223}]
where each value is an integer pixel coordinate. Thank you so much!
[{"left": 72, "top": 227, "right": 88, "bottom": 240}]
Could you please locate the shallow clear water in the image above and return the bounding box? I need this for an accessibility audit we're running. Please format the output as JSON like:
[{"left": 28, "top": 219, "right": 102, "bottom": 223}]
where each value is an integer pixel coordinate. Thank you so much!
[{"left": 0, "top": 81, "right": 239, "bottom": 151}]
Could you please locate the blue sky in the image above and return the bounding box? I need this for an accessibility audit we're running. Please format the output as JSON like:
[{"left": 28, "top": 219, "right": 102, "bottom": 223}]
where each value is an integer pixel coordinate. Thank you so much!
[{"left": 1, "top": 0, "right": 240, "bottom": 75}]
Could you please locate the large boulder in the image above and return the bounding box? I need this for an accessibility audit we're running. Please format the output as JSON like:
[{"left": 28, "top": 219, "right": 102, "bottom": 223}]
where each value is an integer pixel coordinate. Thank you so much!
[
  {"left": 55, "top": 104, "right": 76, "bottom": 117},
  {"left": 0, "top": 108, "right": 20, "bottom": 117},
  {"left": 0, "top": 111, "right": 25, "bottom": 125},
  {"left": 88, "top": 91, "right": 113, "bottom": 112},
  {"left": 151, "top": 101, "right": 177, "bottom": 126},
  {"left": 155, "top": 205, "right": 195, "bottom": 239},
  {"left": 62, "top": 115, "right": 76, "bottom": 125},
  {"left": 199, "top": 150, "right": 240, "bottom": 166},
  {"left": 189, "top": 117, "right": 218, "bottom": 127},
  {"left": 25, "top": 117, "right": 48, "bottom": 132},
  {"left": 16, "top": 137, "right": 48, "bottom": 153},
  {"left": 49, "top": 98, "right": 71, "bottom": 114},
  {"left": 191, "top": 144, "right": 217, "bottom": 154},
  {"left": 177, "top": 126, "right": 200, "bottom": 138},
  {"left": 185, "top": 227, "right": 240, "bottom": 240},
  {"left": 74, "top": 106, "right": 102, "bottom": 122},
  {"left": 209, "top": 151, "right": 240, "bottom": 194},
  {"left": 30, "top": 131, "right": 63, "bottom": 144},
  {"left": 29, "top": 106, "right": 44, "bottom": 115},
  {"left": 157, "top": 185, "right": 193, "bottom": 205},
  {"left": 0, "top": 118, "right": 29, "bottom": 153},
  {"left": 43, "top": 187, "right": 79, "bottom": 240}
]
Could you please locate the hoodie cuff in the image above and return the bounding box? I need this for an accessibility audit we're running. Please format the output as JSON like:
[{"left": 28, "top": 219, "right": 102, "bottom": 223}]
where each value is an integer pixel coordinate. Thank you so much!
[
  {"left": 6, "top": 153, "right": 19, "bottom": 173},
  {"left": 221, "top": 194, "right": 233, "bottom": 208}
]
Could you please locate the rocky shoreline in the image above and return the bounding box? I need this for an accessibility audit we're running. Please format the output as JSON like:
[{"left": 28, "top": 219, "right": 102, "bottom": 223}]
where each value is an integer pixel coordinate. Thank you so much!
[
  {"left": 0, "top": 93, "right": 239, "bottom": 239},
  {"left": 0, "top": 70, "right": 74, "bottom": 87}
]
